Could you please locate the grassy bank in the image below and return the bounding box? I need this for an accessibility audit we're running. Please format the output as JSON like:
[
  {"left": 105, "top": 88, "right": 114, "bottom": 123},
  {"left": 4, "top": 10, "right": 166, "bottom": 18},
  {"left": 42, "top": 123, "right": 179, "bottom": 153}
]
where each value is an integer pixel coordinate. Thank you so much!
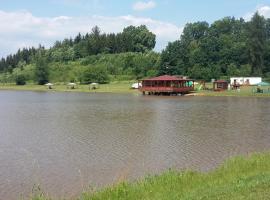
[
  {"left": 32, "top": 152, "right": 270, "bottom": 200},
  {"left": 194, "top": 82, "right": 270, "bottom": 97},
  {"left": 1, "top": 82, "right": 270, "bottom": 97},
  {"left": 196, "top": 87, "right": 270, "bottom": 97},
  {"left": 0, "top": 82, "right": 138, "bottom": 94}
]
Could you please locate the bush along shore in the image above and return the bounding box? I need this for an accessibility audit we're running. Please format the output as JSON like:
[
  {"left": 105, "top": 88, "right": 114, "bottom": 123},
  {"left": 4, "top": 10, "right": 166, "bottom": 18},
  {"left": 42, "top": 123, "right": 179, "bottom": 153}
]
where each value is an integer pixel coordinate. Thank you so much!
[{"left": 31, "top": 152, "right": 270, "bottom": 200}]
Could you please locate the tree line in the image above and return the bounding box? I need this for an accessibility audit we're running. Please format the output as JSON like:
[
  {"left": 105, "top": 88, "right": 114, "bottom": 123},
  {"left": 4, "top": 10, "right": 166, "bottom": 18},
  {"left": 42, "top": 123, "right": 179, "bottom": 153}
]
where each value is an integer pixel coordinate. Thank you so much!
[
  {"left": 0, "top": 25, "right": 155, "bottom": 73},
  {"left": 0, "top": 25, "right": 157, "bottom": 84},
  {"left": 159, "top": 12, "right": 270, "bottom": 80},
  {"left": 1, "top": 12, "right": 270, "bottom": 85}
]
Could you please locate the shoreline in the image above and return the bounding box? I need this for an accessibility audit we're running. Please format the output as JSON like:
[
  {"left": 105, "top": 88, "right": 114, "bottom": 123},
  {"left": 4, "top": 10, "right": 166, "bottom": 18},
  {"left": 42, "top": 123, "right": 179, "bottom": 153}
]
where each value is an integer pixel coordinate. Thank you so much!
[
  {"left": 1, "top": 83, "right": 270, "bottom": 97},
  {"left": 31, "top": 152, "right": 270, "bottom": 200},
  {"left": 0, "top": 83, "right": 138, "bottom": 94}
]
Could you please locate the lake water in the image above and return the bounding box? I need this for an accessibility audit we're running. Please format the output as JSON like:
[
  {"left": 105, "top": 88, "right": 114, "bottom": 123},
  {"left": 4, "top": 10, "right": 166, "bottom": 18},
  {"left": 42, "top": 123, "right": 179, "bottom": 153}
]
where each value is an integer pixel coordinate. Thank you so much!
[{"left": 0, "top": 91, "right": 270, "bottom": 199}]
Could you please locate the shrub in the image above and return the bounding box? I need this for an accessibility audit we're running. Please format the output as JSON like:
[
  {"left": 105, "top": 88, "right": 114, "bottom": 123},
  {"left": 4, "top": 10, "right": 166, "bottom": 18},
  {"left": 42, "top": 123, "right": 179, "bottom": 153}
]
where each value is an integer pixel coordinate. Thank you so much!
[
  {"left": 82, "top": 65, "right": 110, "bottom": 84},
  {"left": 15, "top": 74, "right": 26, "bottom": 85}
]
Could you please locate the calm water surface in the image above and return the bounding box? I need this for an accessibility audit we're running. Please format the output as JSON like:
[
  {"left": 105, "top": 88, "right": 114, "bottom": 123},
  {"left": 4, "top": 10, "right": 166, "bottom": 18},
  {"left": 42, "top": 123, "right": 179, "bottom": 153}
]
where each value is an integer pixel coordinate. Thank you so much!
[{"left": 0, "top": 91, "right": 270, "bottom": 199}]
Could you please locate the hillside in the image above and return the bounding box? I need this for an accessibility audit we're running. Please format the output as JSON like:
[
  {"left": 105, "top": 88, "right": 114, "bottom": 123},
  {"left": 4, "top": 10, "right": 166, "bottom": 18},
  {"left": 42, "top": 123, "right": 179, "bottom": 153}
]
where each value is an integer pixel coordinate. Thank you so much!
[{"left": 1, "top": 13, "right": 270, "bottom": 85}]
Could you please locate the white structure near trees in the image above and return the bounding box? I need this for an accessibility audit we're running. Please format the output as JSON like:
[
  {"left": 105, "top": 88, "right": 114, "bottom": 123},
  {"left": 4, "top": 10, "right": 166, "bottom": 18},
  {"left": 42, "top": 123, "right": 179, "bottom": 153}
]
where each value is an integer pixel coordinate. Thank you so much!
[
  {"left": 131, "top": 82, "right": 142, "bottom": 89},
  {"left": 230, "top": 77, "right": 262, "bottom": 86}
]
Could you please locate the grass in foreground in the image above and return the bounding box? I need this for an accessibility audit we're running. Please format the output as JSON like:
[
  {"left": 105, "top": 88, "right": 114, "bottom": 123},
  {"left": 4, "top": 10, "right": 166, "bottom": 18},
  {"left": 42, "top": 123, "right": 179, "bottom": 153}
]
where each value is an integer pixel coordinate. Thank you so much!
[{"left": 33, "top": 153, "right": 270, "bottom": 200}]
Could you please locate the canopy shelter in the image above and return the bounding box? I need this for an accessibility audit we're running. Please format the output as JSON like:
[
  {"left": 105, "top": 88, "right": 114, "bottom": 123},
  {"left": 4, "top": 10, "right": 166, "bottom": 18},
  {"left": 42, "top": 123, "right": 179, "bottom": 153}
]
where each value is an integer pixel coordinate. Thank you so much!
[
  {"left": 67, "top": 82, "right": 77, "bottom": 89},
  {"left": 44, "top": 83, "right": 53, "bottom": 89},
  {"left": 89, "top": 83, "right": 99, "bottom": 90},
  {"left": 253, "top": 81, "right": 270, "bottom": 93},
  {"left": 256, "top": 81, "right": 270, "bottom": 86}
]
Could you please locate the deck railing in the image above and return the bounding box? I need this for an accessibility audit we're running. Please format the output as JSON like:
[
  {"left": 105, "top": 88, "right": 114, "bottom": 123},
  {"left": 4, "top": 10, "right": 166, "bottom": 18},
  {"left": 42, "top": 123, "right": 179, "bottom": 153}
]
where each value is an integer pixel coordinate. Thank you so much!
[{"left": 140, "top": 86, "right": 193, "bottom": 93}]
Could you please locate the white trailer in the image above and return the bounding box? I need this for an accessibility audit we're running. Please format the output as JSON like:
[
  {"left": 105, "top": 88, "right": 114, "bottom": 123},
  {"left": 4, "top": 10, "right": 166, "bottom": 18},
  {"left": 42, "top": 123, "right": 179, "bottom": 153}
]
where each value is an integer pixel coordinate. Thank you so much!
[{"left": 230, "top": 77, "right": 262, "bottom": 85}]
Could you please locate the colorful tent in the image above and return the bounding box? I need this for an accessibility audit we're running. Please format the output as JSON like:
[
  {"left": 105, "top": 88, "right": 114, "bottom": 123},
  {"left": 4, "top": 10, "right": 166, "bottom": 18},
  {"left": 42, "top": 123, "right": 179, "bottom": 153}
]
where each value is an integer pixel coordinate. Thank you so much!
[{"left": 257, "top": 82, "right": 270, "bottom": 86}]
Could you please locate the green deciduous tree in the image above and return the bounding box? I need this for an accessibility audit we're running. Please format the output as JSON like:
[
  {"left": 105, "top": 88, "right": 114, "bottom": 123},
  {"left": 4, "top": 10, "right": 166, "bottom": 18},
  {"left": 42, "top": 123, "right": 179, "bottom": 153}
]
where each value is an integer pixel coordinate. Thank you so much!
[
  {"left": 159, "top": 41, "right": 187, "bottom": 75},
  {"left": 122, "top": 25, "right": 156, "bottom": 52},
  {"left": 34, "top": 51, "right": 49, "bottom": 85},
  {"left": 246, "top": 12, "right": 267, "bottom": 76},
  {"left": 15, "top": 74, "right": 26, "bottom": 85}
]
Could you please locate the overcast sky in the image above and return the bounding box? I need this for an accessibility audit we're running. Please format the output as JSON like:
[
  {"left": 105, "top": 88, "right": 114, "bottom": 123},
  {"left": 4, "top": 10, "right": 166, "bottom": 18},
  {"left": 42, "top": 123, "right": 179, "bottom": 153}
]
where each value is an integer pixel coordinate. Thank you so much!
[{"left": 1, "top": 0, "right": 270, "bottom": 58}]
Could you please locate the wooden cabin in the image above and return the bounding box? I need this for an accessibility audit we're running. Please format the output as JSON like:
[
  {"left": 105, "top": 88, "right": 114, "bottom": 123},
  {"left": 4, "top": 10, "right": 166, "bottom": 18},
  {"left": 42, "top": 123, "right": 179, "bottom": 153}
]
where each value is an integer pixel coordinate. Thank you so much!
[
  {"left": 213, "top": 80, "right": 228, "bottom": 91},
  {"left": 140, "top": 75, "right": 194, "bottom": 95}
]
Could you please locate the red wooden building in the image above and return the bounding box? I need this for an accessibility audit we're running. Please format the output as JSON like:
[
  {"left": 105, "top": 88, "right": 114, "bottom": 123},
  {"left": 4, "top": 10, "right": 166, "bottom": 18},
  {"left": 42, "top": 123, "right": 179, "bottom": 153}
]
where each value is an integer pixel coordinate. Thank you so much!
[
  {"left": 213, "top": 80, "right": 228, "bottom": 91},
  {"left": 140, "top": 75, "right": 194, "bottom": 95}
]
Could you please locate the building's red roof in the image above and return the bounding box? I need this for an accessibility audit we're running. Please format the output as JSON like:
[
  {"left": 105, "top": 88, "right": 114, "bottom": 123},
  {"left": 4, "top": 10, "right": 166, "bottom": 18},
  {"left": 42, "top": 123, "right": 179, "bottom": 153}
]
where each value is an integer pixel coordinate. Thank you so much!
[
  {"left": 143, "top": 75, "right": 192, "bottom": 81},
  {"left": 214, "top": 80, "right": 228, "bottom": 83}
]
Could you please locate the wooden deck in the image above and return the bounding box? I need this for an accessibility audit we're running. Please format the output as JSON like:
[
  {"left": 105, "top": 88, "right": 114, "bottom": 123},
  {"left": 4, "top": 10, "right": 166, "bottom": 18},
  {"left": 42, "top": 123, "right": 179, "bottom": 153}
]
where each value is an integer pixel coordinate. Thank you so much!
[{"left": 140, "top": 86, "right": 193, "bottom": 93}]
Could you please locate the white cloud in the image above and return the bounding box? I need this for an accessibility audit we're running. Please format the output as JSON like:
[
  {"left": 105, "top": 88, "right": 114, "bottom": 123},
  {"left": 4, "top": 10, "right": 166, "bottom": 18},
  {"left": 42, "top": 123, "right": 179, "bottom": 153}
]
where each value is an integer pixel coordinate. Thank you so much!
[
  {"left": 244, "top": 5, "right": 270, "bottom": 21},
  {"left": 133, "top": 1, "right": 156, "bottom": 11},
  {"left": 258, "top": 5, "right": 270, "bottom": 18},
  {"left": 0, "top": 10, "right": 181, "bottom": 57},
  {"left": 50, "top": 0, "right": 101, "bottom": 7}
]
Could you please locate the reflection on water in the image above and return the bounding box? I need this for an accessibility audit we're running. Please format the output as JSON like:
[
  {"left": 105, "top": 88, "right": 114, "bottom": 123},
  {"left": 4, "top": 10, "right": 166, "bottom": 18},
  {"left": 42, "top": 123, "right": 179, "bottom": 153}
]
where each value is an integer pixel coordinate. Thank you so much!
[{"left": 0, "top": 91, "right": 270, "bottom": 199}]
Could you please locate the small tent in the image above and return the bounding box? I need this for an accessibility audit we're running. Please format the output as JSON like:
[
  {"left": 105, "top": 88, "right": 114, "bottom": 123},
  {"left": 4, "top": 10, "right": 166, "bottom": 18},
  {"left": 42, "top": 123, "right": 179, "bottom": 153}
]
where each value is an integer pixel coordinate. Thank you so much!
[{"left": 257, "top": 81, "right": 270, "bottom": 86}]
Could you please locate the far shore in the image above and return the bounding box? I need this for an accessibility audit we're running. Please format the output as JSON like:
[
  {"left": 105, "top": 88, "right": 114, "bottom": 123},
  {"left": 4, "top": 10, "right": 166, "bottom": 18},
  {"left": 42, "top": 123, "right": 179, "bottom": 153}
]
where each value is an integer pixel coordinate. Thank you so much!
[
  {"left": 0, "top": 82, "right": 138, "bottom": 94},
  {"left": 1, "top": 82, "right": 270, "bottom": 97}
]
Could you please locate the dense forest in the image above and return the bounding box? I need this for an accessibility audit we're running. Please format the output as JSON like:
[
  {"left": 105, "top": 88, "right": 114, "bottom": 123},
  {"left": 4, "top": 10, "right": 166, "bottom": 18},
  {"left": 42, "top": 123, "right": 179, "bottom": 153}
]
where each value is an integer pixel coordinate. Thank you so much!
[
  {"left": 159, "top": 12, "right": 270, "bottom": 80},
  {"left": 0, "top": 25, "right": 158, "bottom": 84},
  {"left": 1, "top": 12, "right": 270, "bottom": 85}
]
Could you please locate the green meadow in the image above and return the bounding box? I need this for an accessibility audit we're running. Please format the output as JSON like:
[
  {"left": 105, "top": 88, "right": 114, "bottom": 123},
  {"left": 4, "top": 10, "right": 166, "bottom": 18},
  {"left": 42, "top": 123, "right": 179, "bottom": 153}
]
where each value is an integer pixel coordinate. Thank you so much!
[
  {"left": 1, "top": 82, "right": 270, "bottom": 97},
  {"left": 0, "top": 82, "right": 138, "bottom": 94},
  {"left": 196, "top": 84, "right": 270, "bottom": 97}
]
